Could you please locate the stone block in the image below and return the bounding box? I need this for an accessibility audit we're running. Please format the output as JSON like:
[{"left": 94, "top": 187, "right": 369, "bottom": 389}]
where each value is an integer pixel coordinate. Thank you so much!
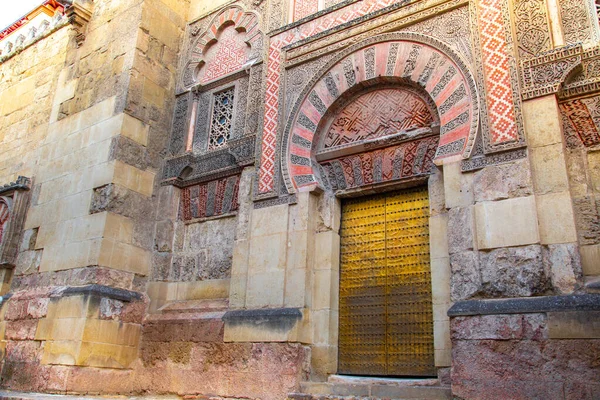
[
  {"left": 522, "top": 95, "right": 563, "bottom": 147},
  {"left": 175, "top": 279, "right": 230, "bottom": 300},
  {"left": 41, "top": 340, "right": 80, "bottom": 365},
  {"left": 5, "top": 319, "right": 37, "bottom": 340},
  {"left": 77, "top": 341, "right": 137, "bottom": 368},
  {"left": 113, "top": 160, "right": 155, "bottom": 197},
  {"left": 443, "top": 161, "right": 474, "bottom": 208},
  {"left": 315, "top": 230, "right": 339, "bottom": 271},
  {"left": 250, "top": 203, "right": 289, "bottom": 237},
  {"left": 434, "top": 349, "right": 451, "bottom": 368},
  {"left": 548, "top": 311, "right": 600, "bottom": 339},
  {"left": 580, "top": 244, "right": 600, "bottom": 276},
  {"left": 448, "top": 207, "right": 475, "bottom": 254},
  {"left": 536, "top": 191, "right": 578, "bottom": 244},
  {"left": 473, "top": 158, "right": 533, "bottom": 202},
  {"left": 428, "top": 166, "right": 446, "bottom": 216},
  {"left": 530, "top": 143, "right": 570, "bottom": 195},
  {"left": 543, "top": 243, "right": 582, "bottom": 294},
  {"left": 121, "top": 113, "right": 149, "bottom": 146},
  {"left": 246, "top": 270, "right": 285, "bottom": 308},
  {"left": 474, "top": 196, "right": 540, "bottom": 249},
  {"left": 285, "top": 267, "right": 307, "bottom": 308},
  {"left": 449, "top": 251, "right": 481, "bottom": 301},
  {"left": 434, "top": 319, "right": 451, "bottom": 351},
  {"left": 312, "top": 269, "right": 335, "bottom": 311},
  {"left": 310, "top": 344, "right": 337, "bottom": 380},
  {"left": 46, "top": 296, "right": 91, "bottom": 319},
  {"left": 480, "top": 245, "right": 548, "bottom": 297},
  {"left": 587, "top": 150, "right": 600, "bottom": 194},
  {"left": 248, "top": 233, "right": 287, "bottom": 273},
  {"left": 430, "top": 214, "right": 449, "bottom": 259},
  {"left": 287, "top": 230, "right": 309, "bottom": 271},
  {"left": 82, "top": 319, "right": 141, "bottom": 346},
  {"left": 431, "top": 257, "right": 451, "bottom": 305}
]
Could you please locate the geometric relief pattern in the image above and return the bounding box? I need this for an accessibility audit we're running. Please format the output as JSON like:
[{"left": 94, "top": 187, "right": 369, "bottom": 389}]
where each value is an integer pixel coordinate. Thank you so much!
[
  {"left": 324, "top": 89, "right": 436, "bottom": 148},
  {"left": 512, "top": 0, "right": 551, "bottom": 58},
  {"left": 180, "top": 175, "right": 240, "bottom": 221},
  {"left": 559, "top": 97, "right": 600, "bottom": 147},
  {"left": 294, "top": 0, "right": 319, "bottom": 22},
  {"left": 476, "top": 0, "right": 519, "bottom": 145},
  {"left": 200, "top": 26, "right": 249, "bottom": 84},
  {"left": 319, "top": 136, "right": 439, "bottom": 191},
  {"left": 283, "top": 37, "right": 479, "bottom": 191},
  {"left": 259, "top": 0, "right": 409, "bottom": 193},
  {"left": 209, "top": 88, "right": 235, "bottom": 150}
]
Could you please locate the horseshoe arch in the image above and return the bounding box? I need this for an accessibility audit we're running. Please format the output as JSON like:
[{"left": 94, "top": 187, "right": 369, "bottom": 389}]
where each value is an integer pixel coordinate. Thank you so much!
[{"left": 281, "top": 32, "right": 480, "bottom": 193}]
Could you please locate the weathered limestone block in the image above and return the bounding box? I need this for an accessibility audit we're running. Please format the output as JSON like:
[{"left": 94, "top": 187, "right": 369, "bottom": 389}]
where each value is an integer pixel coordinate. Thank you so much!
[
  {"left": 451, "top": 337, "right": 600, "bottom": 399},
  {"left": 447, "top": 207, "right": 475, "bottom": 254},
  {"left": 529, "top": 143, "right": 570, "bottom": 195},
  {"left": 572, "top": 196, "right": 600, "bottom": 245},
  {"left": 543, "top": 243, "right": 582, "bottom": 294},
  {"left": 449, "top": 251, "right": 481, "bottom": 301},
  {"left": 474, "top": 196, "right": 540, "bottom": 249},
  {"left": 473, "top": 159, "right": 533, "bottom": 202},
  {"left": 580, "top": 244, "right": 600, "bottom": 276},
  {"left": 536, "top": 191, "right": 578, "bottom": 244},
  {"left": 443, "top": 161, "right": 474, "bottom": 209},
  {"left": 451, "top": 313, "right": 547, "bottom": 341},
  {"left": 479, "top": 245, "right": 549, "bottom": 297}
]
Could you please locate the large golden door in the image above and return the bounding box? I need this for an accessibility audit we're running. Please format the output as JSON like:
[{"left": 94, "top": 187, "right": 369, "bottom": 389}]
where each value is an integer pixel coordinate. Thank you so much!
[{"left": 338, "top": 187, "right": 435, "bottom": 376}]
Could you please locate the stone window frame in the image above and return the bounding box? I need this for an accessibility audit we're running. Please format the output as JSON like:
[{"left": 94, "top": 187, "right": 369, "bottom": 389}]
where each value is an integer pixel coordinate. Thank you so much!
[
  {"left": 207, "top": 85, "right": 237, "bottom": 150},
  {"left": 192, "top": 76, "right": 246, "bottom": 154}
]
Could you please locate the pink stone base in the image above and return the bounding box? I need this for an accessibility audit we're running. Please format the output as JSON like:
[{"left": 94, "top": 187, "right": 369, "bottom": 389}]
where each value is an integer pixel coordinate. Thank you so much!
[
  {"left": 450, "top": 314, "right": 600, "bottom": 400},
  {"left": 1, "top": 341, "right": 309, "bottom": 400}
]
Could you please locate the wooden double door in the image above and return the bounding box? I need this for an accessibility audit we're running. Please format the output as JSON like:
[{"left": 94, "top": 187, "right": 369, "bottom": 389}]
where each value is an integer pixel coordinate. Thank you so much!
[{"left": 338, "top": 187, "right": 435, "bottom": 376}]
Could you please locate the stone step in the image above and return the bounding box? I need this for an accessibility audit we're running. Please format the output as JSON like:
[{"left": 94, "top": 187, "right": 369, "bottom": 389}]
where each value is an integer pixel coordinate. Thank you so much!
[
  {"left": 293, "top": 376, "right": 452, "bottom": 400},
  {"left": 0, "top": 391, "right": 181, "bottom": 400}
]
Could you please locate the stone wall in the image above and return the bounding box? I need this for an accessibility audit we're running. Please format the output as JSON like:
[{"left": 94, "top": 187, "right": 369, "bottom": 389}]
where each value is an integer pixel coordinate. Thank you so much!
[{"left": 450, "top": 305, "right": 600, "bottom": 400}]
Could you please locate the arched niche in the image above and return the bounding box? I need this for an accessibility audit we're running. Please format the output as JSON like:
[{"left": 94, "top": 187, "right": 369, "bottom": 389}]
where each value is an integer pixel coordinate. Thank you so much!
[
  {"left": 181, "top": 5, "right": 262, "bottom": 89},
  {"left": 281, "top": 33, "right": 480, "bottom": 193}
]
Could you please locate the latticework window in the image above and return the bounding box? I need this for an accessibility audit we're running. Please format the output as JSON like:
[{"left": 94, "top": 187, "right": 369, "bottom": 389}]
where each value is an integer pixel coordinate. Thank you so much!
[{"left": 208, "top": 87, "right": 235, "bottom": 149}]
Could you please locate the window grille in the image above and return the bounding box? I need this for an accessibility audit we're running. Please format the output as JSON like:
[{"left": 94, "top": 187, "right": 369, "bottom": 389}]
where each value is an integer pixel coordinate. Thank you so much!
[{"left": 208, "top": 87, "right": 235, "bottom": 150}]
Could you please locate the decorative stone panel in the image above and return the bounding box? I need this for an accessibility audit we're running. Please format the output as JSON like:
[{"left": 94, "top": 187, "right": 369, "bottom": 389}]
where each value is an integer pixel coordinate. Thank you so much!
[
  {"left": 560, "top": 96, "right": 600, "bottom": 148},
  {"left": 180, "top": 175, "right": 241, "bottom": 221}
]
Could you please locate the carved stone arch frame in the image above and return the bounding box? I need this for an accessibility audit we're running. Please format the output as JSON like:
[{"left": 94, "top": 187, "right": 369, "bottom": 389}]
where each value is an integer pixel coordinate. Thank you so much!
[
  {"left": 180, "top": 5, "right": 263, "bottom": 90},
  {"left": 278, "top": 32, "right": 480, "bottom": 194},
  {"left": 0, "top": 177, "right": 31, "bottom": 284}
]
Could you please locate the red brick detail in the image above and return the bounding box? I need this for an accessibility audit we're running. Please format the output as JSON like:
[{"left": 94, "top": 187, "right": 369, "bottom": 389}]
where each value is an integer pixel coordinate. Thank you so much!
[
  {"left": 181, "top": 175, "right": 240, "bottom": 221},
  {"left": 199, "top": 26, "right": 249, "bottom": 84},
  {"left": 560, "top": 99, "right": 600, "bottom": 147},
  {"left": 476, "top": 0, "right": 519, "bottom": 145},
  {"left": 320, "top": 136, "right": 439, "bottom": 191}
]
